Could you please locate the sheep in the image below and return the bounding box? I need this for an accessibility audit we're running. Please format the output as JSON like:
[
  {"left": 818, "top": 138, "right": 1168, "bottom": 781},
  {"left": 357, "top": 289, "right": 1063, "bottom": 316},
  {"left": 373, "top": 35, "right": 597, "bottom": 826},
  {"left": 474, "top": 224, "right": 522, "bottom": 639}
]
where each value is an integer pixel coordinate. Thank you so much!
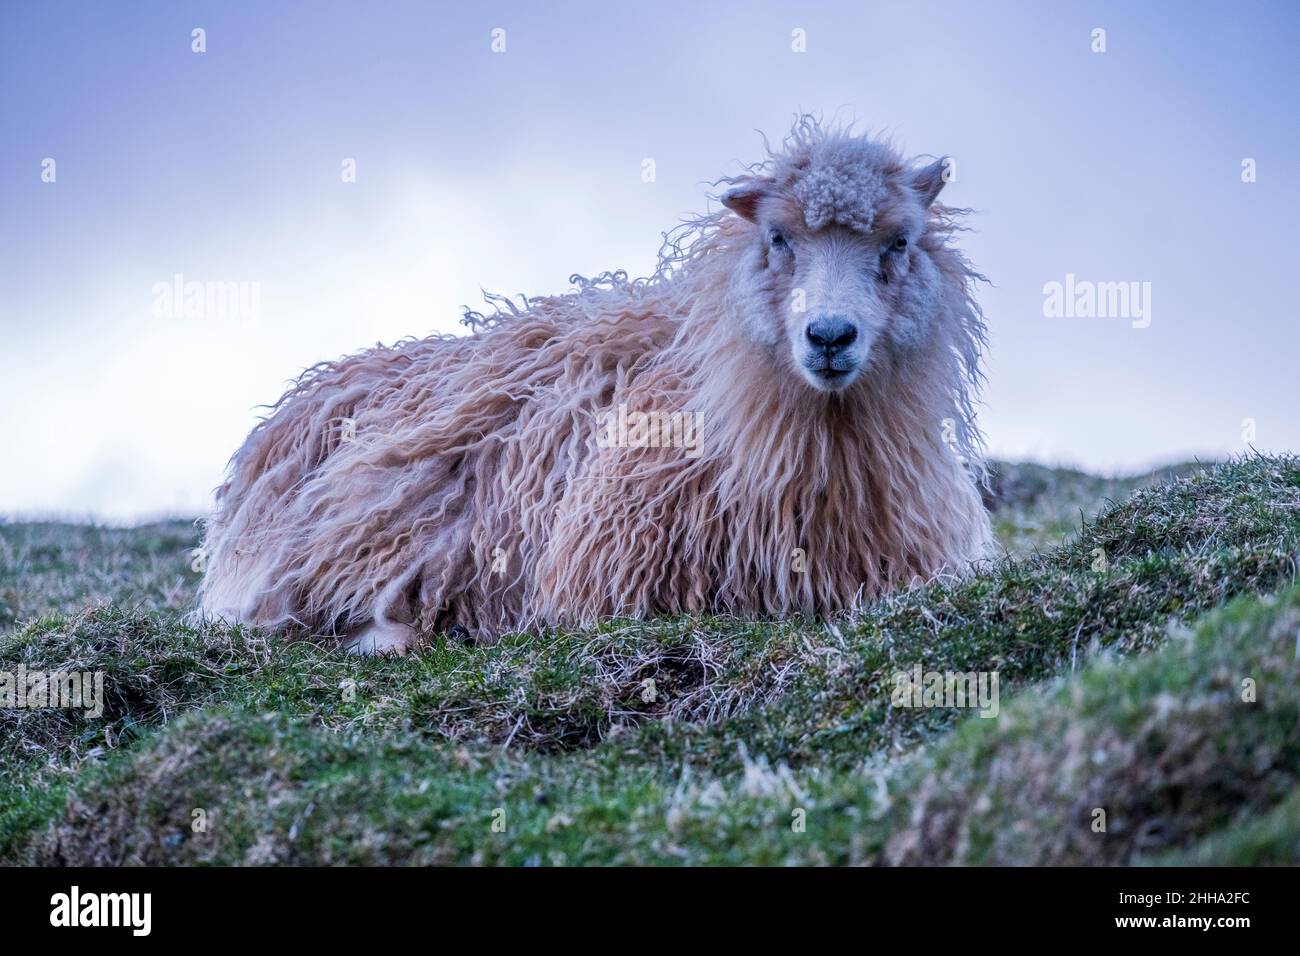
[{"left": 197, "top": 117, "right": 993, "bottom": 654}]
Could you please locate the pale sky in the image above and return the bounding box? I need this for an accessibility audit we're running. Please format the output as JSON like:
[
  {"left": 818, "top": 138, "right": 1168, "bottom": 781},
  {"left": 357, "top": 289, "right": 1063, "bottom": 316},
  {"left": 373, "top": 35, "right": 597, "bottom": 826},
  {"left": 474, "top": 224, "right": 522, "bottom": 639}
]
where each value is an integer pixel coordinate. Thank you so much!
[{"left": 2, "top": 1, "right": 1297, "bottom": 521}]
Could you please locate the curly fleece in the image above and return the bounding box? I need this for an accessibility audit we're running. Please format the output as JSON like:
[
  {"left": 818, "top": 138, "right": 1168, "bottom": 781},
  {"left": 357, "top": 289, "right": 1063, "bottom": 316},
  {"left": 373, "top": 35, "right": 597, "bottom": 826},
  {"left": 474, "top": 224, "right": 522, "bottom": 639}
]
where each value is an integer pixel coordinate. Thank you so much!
[
  {"left": 788, "top": 136, "right": 897, "bottom": 233},
  {"left": 196, "top": 117, "right": 991, "bottom": 645}
]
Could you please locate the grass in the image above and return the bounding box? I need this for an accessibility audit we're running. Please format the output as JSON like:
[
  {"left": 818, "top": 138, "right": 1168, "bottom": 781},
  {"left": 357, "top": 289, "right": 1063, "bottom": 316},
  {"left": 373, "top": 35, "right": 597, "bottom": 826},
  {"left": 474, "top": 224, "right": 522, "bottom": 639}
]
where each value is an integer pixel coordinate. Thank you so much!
[{"left": 1, "top": 455, "right": 1297, "bottom": 864}]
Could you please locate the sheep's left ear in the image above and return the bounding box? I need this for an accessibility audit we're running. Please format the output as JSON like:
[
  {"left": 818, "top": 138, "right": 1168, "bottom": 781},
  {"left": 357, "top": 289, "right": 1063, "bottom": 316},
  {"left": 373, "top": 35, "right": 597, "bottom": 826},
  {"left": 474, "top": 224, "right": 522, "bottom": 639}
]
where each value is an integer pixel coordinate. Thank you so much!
[
  {"left": 911, "top": 158, "right": 949, "bottom": 207},
  {"left": 721, "top": 180, "right": 770, "bottom": 222}
]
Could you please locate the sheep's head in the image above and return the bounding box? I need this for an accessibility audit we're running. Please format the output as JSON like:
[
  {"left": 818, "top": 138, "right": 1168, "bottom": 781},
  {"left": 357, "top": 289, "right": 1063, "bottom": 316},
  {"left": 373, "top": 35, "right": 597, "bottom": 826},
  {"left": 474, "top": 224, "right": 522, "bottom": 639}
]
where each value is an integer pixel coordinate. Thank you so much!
[{"left": 722, "top": 132, "right": 951, "bottom": 393}]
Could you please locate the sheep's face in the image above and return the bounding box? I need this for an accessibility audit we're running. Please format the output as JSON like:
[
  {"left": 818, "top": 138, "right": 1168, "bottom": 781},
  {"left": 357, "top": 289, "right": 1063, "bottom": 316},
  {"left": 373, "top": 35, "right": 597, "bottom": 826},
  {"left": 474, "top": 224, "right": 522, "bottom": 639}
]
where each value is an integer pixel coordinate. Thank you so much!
[{"left": 723, "top": 142, "right": 949, "bottom": 393}]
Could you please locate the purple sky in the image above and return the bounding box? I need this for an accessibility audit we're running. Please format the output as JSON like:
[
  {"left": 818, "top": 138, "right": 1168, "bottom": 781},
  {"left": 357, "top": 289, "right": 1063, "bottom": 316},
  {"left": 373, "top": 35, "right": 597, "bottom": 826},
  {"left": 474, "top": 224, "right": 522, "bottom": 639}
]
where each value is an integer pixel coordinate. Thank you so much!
[{"left": 3, "top": 0, "right": 1298, "bottom": 519}]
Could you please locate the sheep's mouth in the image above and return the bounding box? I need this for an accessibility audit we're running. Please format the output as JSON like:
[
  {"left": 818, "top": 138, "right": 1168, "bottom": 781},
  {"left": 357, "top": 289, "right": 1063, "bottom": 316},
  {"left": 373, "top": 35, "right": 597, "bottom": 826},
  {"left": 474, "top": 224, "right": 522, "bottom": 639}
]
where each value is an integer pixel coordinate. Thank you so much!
[{"left": 806, "top": 363, "right": 859, "bottom": 390}]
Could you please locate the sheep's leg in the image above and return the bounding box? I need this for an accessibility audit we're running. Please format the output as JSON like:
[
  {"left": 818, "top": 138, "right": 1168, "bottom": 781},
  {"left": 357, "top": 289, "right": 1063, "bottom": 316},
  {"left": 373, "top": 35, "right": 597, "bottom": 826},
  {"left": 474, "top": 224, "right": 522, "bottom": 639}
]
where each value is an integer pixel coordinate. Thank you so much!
[{"left": 344, "top": 619, "right": 418, "bottom": 656}]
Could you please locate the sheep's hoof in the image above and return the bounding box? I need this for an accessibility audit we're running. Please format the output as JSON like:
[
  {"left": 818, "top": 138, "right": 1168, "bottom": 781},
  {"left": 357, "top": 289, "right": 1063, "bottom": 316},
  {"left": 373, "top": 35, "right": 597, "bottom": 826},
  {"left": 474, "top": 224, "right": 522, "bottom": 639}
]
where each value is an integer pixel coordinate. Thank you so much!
[
  {"left": 344, "top": 620, "right": 417, "bottom": 656},
  {"left": 445, "top": 623, "right": 475, "bottom": 646}
]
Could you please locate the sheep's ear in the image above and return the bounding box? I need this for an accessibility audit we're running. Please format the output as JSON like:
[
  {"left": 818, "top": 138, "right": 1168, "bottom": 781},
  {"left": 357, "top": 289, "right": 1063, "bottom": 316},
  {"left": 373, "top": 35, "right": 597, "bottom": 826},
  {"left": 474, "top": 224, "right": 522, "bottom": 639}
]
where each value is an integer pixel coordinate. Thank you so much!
[
  {"left": 911, "top": 158, "right": 949, "bottom": 207},
  {"left": 721, "top": 181, "right": 769, "bottom": 222}
]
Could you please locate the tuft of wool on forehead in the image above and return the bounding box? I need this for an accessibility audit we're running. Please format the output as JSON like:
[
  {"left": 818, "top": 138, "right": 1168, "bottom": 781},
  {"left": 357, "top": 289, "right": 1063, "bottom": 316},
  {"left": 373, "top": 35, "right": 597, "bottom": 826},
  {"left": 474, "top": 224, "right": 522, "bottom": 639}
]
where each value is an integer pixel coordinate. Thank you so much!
[{"left": 773, "top": 133, "right": 904, "bottom": 233}]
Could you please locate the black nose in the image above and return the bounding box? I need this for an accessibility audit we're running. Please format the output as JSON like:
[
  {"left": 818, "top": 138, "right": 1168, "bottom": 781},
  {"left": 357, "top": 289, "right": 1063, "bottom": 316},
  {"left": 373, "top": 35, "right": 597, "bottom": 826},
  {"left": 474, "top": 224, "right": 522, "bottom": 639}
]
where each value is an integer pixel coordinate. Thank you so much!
[{"left": 805, "top": 317, "right": 858, "bottom": 353}]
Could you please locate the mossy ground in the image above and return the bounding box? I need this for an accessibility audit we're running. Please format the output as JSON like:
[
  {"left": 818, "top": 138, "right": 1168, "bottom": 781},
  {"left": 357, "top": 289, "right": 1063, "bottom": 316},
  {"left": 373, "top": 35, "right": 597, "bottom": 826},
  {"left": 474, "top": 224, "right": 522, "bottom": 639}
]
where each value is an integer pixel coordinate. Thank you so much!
[{"left": 1, "top": 456, "right": 1297, "bottom": 865}]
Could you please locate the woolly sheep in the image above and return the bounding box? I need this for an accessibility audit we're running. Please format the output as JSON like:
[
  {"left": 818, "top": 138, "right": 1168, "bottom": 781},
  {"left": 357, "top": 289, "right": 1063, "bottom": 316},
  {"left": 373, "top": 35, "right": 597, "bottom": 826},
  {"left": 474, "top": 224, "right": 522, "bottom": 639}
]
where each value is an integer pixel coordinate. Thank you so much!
[{"left": 197, "top": 117, "right": 993, "bottom": 654}]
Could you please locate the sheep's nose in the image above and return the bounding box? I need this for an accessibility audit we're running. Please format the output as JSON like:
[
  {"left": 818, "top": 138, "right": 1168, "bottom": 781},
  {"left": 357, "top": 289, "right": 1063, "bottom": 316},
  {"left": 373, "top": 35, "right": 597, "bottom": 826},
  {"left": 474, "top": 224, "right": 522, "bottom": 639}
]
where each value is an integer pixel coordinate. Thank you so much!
[{"left": 806, "top": 317, "right": 858, "bottom": 353}]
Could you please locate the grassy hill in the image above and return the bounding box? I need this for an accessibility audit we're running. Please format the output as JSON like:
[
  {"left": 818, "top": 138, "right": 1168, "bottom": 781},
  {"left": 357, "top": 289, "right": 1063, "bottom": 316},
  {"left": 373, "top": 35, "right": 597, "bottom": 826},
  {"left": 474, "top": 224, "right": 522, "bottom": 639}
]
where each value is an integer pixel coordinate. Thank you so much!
[{"left": 2, "top": 455, "right": 1297, "bottom": 865}]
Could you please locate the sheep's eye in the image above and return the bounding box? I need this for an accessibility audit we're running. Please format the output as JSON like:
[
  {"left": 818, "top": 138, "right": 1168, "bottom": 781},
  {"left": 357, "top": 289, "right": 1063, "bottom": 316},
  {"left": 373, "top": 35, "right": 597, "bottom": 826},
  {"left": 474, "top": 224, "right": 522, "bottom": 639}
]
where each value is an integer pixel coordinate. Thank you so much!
[
  {"left": 769, "top": 230, "right": 787, "bottom": 248},
  {"left": 891, "top": 235, "right": 908, "bottom": 252}
]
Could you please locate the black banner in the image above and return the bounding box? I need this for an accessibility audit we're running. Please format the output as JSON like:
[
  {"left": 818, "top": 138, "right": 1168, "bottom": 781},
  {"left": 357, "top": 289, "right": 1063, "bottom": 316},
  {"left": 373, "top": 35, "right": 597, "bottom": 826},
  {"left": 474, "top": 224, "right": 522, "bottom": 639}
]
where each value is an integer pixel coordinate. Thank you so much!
[{"left": 0, "top": 865, "right": 1283, "bottom": 941}]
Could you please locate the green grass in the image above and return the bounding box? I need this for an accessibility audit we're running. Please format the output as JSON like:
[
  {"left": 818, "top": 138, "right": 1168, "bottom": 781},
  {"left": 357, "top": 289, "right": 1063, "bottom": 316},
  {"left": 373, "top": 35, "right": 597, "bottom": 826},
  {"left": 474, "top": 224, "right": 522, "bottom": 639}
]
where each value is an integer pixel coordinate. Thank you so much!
[
  {"left": 0, "top": 519, "right": 200, "bottom": 630},
  {"left": 2, "top": 455, "right": 1298, "bottom": 864}
]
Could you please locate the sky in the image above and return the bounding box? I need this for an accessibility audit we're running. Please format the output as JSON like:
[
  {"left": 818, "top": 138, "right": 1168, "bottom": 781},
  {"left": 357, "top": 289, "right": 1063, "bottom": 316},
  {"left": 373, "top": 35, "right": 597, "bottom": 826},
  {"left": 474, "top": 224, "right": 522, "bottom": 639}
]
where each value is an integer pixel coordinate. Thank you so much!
[{"left": 2, "top": 0, "right": 1297, "bottom": 521}]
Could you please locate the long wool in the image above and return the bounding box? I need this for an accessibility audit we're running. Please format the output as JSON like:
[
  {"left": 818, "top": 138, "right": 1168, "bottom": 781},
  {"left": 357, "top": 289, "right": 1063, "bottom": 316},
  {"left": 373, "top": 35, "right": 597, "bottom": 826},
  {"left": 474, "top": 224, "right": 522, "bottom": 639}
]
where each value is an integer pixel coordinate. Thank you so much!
[{"left": 198, "top": 122, "right": 993, "bottom": 640}]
